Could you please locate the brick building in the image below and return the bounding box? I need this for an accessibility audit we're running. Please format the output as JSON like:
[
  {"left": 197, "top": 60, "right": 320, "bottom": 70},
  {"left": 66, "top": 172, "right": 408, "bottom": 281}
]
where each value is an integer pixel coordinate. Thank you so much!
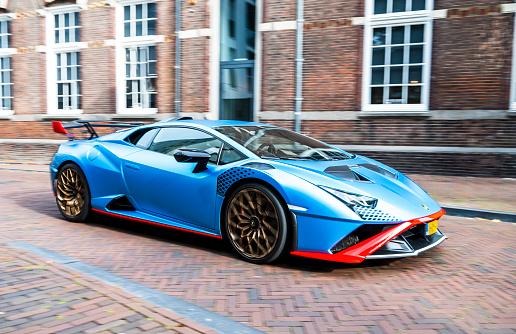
[{"left": 0, "top": 0, "right": 515, "bottom": 176}]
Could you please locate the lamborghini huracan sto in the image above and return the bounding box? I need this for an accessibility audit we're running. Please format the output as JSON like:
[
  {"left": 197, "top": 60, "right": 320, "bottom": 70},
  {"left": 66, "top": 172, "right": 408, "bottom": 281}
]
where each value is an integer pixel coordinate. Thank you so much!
[{"left": 51, "top": 118, "right": 446, "bottom": 264}]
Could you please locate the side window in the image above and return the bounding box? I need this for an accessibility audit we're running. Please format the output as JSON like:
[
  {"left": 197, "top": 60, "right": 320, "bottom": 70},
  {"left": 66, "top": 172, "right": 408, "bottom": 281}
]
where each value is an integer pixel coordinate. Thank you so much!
[
  {"left": 148, "top": 127, "right": 223, "bottom": 164},
  {"left": 219, "top": 144, "right": 245, "bottom": 165},
  {"left": 125, "top": 128, "right": 159, "bottom": 149}
]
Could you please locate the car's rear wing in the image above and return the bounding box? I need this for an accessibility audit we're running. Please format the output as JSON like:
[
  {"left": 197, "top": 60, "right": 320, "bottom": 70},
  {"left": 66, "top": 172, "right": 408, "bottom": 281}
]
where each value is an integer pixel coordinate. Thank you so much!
[{"left": 52, "top": 120, "right": 144, "bottom": 140}]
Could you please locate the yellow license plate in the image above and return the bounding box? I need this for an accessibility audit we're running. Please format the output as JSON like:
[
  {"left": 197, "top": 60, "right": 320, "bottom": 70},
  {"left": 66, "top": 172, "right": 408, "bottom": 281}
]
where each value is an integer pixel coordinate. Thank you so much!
[{"left": 427, "top": 220, "right": 438, "bottom": 235}]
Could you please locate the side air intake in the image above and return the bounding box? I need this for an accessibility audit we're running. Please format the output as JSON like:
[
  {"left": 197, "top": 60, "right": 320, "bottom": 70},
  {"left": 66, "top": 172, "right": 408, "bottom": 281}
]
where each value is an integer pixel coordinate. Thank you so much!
[{"left": 106, "top": 196, "right": 136, "bottom": 211}]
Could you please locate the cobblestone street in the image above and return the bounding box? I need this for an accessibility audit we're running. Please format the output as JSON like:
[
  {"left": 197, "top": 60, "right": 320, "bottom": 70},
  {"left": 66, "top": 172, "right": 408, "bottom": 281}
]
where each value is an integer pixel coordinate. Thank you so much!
[{"left": 1, "top": 166, "right": 515, "bottom": 333}]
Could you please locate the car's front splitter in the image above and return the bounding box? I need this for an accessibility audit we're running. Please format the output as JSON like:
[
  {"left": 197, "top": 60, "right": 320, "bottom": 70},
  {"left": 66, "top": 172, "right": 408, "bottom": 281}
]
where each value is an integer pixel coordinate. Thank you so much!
[{"left": 291, "top": 209, "right": 446, "bottom": 263}]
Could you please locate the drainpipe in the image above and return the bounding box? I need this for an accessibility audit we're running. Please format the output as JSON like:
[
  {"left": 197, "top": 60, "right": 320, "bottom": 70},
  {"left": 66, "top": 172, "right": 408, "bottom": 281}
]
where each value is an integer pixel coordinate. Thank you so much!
[
  {"left": 174, "top": 0, "right": 181, "bottom": 116},
  {"left": 294, "top": 0, "right": 304, "bottom": 133}
]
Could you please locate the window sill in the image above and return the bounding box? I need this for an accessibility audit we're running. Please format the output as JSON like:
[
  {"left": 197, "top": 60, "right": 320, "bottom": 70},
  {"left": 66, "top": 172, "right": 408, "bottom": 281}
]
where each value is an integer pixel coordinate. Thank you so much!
[
  {"left": 358, "top": 111, "right": 430, "bottom": 118},
  {"left": 116, "top": 108, "right": 158, "bottom": 116}
]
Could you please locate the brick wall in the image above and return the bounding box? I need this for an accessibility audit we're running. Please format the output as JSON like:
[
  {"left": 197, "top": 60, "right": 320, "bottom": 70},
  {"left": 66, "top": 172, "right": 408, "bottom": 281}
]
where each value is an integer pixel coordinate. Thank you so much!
[{"left": 430, "top": 14, "right": 513, "bottom": 110}]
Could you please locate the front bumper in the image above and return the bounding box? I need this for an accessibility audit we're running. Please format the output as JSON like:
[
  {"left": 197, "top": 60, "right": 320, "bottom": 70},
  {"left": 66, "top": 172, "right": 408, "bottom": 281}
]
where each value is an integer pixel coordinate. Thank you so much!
[{"left": 291, "top": 208, "right": 446, "bottom": 263}]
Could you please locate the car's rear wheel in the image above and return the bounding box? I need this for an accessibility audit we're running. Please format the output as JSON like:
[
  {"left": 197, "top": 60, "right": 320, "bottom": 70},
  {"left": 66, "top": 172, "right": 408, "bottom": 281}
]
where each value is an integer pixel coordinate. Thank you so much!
[
  {"left": 223, "top": 183, "right": 288, "bottom": 264},
  {"left": 55, "top": 163, "right": 91, "bottom": 222}
]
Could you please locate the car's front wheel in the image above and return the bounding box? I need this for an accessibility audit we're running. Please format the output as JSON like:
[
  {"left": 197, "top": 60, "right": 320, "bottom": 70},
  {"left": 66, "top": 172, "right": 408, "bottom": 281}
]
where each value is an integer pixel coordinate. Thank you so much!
[
  {"left": 223, "top": 183, "right": 288, "bottom": 264},
  {"left": 55, "top": 163, "right": 91, "bottom": 222}
]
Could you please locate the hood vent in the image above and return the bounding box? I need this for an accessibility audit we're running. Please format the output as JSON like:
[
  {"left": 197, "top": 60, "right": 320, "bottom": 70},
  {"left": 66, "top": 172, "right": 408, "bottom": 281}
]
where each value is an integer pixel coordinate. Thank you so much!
[
  {"left": 325, "top": 164, "right": 397, "bottom": 181},
  {"left": 324, "top": 165, "right": 370, "bottom": 182}
]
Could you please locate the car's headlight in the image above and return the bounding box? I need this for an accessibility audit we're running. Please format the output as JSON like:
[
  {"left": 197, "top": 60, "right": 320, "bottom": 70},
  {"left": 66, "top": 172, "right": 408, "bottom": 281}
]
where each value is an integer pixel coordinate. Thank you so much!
[{"left": 320, "top": 186, "right": 378, "bottom": 208}]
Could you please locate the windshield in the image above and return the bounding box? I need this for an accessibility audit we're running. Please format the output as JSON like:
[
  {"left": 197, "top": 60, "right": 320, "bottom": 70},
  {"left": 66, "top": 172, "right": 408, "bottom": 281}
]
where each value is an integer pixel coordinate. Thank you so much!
[{"left": 216, "top": 125, "right": 354, "bottom": 161}]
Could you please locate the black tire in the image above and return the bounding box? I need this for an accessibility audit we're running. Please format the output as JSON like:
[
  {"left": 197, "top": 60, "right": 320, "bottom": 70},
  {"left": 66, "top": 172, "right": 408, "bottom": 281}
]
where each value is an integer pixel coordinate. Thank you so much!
[
  {"left": 55, "top": 163, "right": 91, "bottom": 222},
  {"left": 223, "top": 183, "right": 288, "bottom": 264}
]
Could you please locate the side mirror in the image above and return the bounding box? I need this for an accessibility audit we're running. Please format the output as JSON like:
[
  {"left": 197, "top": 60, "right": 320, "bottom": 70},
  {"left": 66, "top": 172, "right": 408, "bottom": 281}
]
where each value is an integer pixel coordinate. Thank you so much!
[{"left": 173, "top": 148, "right": 211, "bottom": 173}]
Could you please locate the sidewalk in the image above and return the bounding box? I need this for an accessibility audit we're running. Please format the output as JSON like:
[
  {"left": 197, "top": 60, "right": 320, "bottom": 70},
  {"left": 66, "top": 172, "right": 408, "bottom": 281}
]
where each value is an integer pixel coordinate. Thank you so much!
[{"left": 0, "top": 243, "right": 216, "bottom": 334}]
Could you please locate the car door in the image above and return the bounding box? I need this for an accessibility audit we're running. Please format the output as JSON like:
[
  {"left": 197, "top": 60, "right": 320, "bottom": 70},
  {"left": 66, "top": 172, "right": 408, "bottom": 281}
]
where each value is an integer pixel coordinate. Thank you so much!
[{"left": 122, "top": 126, "right": 244, "bottom": 230}]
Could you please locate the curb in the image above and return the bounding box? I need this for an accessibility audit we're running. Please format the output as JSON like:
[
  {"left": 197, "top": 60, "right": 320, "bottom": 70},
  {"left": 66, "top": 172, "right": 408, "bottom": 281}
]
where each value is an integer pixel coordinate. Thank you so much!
[{"left": 442, "top": 206, "right": 516, "bottom": 223}]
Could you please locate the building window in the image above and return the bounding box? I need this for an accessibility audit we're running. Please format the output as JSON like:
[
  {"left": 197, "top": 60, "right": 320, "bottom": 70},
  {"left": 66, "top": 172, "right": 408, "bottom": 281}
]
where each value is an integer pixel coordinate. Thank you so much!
[
  {"left": 46, "top": 7, "right": 82, "bottom": 115},
  {"left": 55, "top": 12, "right": 80, "bottom": 43},
  {"left": 0, "top": 18, "right": 12, "bottom": 115},
  {"left": 57, "top": 52, "right": 81, "bottom": 110},
  {"left": 373, "top": 0, "right": 426, "bottom": 14},
  {"left": 363, "top": 0, "right": 432, "bottom": 113},
  {"left": 125, "top": 46, "right": 157, "bottom": 109},
  {"left": 0, "top": 20, "right": 9, "bottom": 48},
  {"left": 123, "top": 2, "right": 156, "bottom": 37},
  {"left": 369, "top": 24, "right": 426, "bottom": 105},
  {"left": 117, "top": 0, "right": 158, "bottom": 114}
]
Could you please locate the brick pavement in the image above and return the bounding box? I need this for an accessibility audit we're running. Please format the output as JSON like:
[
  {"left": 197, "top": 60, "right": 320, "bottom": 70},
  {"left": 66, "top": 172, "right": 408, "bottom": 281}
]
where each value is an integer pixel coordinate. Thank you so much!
[
  {"left": 0, "top": 244, "right": 216, "bottom": 334},
  {"left": 1, "top": 166, "right": 516, "bottom": 333}
]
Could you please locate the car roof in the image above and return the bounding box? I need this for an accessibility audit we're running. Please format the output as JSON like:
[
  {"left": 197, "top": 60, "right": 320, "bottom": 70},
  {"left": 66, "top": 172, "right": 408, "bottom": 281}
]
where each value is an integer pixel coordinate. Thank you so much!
[{"left": 155, "top": 118, "right": 276, "bottom": 129}]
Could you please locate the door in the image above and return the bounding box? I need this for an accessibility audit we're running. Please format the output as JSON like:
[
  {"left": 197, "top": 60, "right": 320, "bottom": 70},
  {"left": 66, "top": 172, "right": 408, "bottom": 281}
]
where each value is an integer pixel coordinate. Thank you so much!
[
  {"left": 122, "top": 127, "right": 224, "bottom": 230},
  {"left": 220, "top": 0, "right": 256, "bottom": 121}
]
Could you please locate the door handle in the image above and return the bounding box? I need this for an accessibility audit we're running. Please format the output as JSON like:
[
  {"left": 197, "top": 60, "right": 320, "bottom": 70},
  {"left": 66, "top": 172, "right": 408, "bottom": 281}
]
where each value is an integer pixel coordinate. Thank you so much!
[{"left": 126, "top": 163, "right": 140, "bottom": 171}]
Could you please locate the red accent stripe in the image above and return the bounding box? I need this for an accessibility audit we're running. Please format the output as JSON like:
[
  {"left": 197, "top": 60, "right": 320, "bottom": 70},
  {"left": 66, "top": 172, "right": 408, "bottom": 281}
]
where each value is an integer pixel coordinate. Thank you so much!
[
  {"left": 291, "top": 208, "right": 446, "bottom": 263},
  {"left": 92, "top": 208, "right": 223, "bottom": 239}
]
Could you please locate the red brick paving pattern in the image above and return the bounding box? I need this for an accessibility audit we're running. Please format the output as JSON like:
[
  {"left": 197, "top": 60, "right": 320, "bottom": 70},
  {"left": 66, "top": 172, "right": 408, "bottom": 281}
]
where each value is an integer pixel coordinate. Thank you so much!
[
  {"left": 1, "top": 168, "right": 516, "bottom": 333},
  {"left": 0, "top": 244, "right": 213, "bottom": 334}
]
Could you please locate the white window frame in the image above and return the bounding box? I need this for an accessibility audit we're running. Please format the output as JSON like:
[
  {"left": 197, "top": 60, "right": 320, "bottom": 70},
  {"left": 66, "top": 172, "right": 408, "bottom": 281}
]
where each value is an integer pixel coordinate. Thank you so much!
[
  {"left": 362, "top": 0, "right": 433, "bottom": 113},
  {"left": 0, "top": 14, "right": 13, "bottom": 116},
  {"left": 510, "top": 13, "right": 516, "bottom": 112},
  {"left": 116, "top": 0, "right": 159, "bottom": 115},
  {"left": 46, "top": 5, "right": 83, "bottom": 115}
]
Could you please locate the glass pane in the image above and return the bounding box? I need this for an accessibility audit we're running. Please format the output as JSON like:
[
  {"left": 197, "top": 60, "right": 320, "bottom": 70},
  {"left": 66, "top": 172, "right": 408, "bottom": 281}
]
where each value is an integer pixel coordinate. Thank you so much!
[
  {"left": 373, "top": 27, "right": 386, "bottom": 46},
  {"left": 371, "top": 87, "right": 384, "bottom": 104},
  {"left": 409, "top": 45, "right": 423, "bottom": 63},
  {"left": 126, "top": 64, "right": 130, "bottom": 77},
  {"left": 393, "top": 0, "right": 406, "bottom": 12},
  {"left": 149, "top": 46, "right": 156, "bottom": 60},
  {"left": 389, "top": 86, "right": 402, "bottom": 99},
  {"left": 150, "top": 92, "right": 157, "bottom": 108},
  {"left": 64, "top": 29, "right": 70, "bottom": 43},
  {"left": 126, "top": 80, "right": 132, "bottom": 93},
  {"left": 148, "top": 19, "right": 156, "bottom": 35},
  {"left": 124, "top": 6, "right": 130, "bottom": 20},
  {"left": 55, "top": 30, "right": 59, "bottom": 43},
  {"left": 371, "top": 68, "right": 384, "bottom": 85},
  {"left": 391, "top": 26, "right": 405, "bottom": 45},
  {"left": 2, "top": 85, "right": 8, "bottom": 96},
  {"left": 410, "top": 25, "right": 424, "bottom": 43},
  {"left": 74, "top": 28, "right": 80, "bottom": 42},
  {"left": 148, "top": 3, "right": 156, "bottom": 18},
  {"left": 58, "top": 96, "right": 63, "bottom": 110},
  {"left": 374, "top": 0, "right": 387, "bottom": 14},
  {"left": 390, "top": 46, "right": 404, "bottom": 64},
  {"left": 372, "top": 48, "right": 385, "bottom": 65},
  {"left": 126, "top": 94, "right": 132, "bottom": 108},
  {"left": 75, "top": 12, "right": 79, "bottom": 26},
  {"left": 57, "top": 67, "right": 61, "bottom": 81},
  {"left": 67, "top": 53, "right": 71, "bottom": 65},
  {"left": 57, "top": 54, "right": 61, "bottom": 67},
  {"left": 148, "top": 62, "right": 156, "bottom": 75},
  {"left": 409, "top": 65, "right": 422, "bottom": 83},
  {"left": 412, "top": 0, "right": 425, "bottom": 11},
  {"left": 55, "top": 15, "right": 59, "bottom": 28},
  {"left": 135, "top": 4, "right": 143, "bottom": 19},
  {"left": 64, "top": 13, "right": 70, "bottom": 27},
  {"left": 124, "top": 22, "right": 130, "bottom": 37},
  {"left": 58, "top": 83, "right": 63, "bottom": 95},
  {"left": 408, "top": 86, "right": 421, "bottom": 104},
  {"left": 3, "top": 57, "right": 8, "bottom": 68},
  {"left": 147, "top": 77, "right": 157, "bottom": 92},
  {"left": 67, "top": 67, "right": 72, "bottom": 80},
  {"left": 136, "top": 21, "right": 142, "bottom": 36},
  {"left": 390, "top": 66, "right": 403, "bottom": 84},
  {"left": 2, "top": 70, "right": 9, "bottom": 83}
]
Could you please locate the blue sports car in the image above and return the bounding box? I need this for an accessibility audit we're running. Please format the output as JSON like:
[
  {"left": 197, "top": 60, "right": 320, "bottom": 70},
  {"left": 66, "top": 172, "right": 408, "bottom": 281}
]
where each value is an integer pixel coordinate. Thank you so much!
[{"left": 51, "top": 117, "right": 446, "bottom": 264}]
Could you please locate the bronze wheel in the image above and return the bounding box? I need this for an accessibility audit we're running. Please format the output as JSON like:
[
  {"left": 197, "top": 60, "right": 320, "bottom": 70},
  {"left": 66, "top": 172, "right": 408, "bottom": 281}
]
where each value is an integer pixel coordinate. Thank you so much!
[
  {"left": 55, "top": 163, "right": 90, "bottom": 222},
  {"left": 224, "top": 183, "right": 288, "bottom": 264}
]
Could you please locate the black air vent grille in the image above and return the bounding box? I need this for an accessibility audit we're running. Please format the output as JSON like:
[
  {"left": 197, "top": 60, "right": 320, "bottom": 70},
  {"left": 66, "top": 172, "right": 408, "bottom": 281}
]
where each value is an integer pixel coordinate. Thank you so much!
[{"left": 324, "top": 165, "right": 370, "bottom": 182}]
